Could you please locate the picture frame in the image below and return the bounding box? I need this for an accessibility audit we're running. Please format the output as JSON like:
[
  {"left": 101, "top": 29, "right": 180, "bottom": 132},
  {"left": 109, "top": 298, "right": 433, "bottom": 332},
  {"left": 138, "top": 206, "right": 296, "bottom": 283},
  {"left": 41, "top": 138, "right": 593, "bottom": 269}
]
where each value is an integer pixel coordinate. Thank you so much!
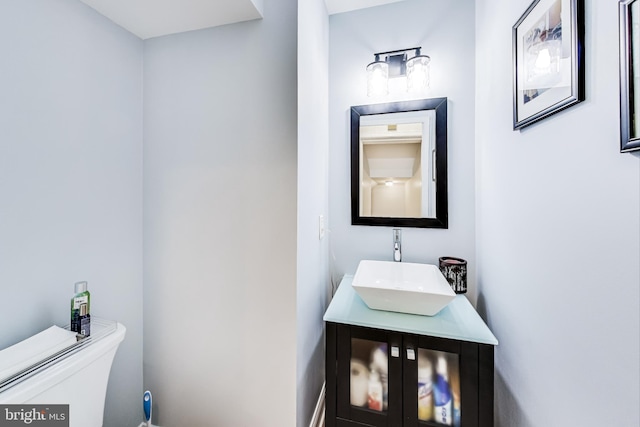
[
  {"left": 512, "top": 0, "right": 584, "bottom": 130},
  {"left": 619, "top": 0, "right": 640, "bottom": 152}
]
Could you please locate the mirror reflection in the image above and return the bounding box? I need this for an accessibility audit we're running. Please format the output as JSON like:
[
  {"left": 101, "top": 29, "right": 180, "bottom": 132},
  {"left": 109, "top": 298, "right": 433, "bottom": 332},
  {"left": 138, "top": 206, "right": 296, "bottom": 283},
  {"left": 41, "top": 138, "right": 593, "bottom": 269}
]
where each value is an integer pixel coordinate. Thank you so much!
[
  {"left": 351, "top": 98, "right": 448, "bottom": 228},
  {"left": 359, "top": 111, "right": 436, "bottom": 218}
]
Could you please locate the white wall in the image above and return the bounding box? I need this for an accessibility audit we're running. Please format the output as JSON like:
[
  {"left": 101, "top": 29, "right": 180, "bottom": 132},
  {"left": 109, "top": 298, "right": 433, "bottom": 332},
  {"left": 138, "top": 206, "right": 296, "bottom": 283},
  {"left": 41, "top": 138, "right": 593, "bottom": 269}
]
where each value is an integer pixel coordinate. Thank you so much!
[
  {"left": 143, "top": 0, "right": 298, "bottom": 425},
  {"left": 0, "top": 1, "right": 143, "bottom": 426},
  {"left": 297, "top": 0, "right": 330, "bottom": 426},
  {"left": 475, "top": 0, "right": 640, "bottom": 426},
  {"left": 329, "top": 0, "right": 478, "bottom": 300}
]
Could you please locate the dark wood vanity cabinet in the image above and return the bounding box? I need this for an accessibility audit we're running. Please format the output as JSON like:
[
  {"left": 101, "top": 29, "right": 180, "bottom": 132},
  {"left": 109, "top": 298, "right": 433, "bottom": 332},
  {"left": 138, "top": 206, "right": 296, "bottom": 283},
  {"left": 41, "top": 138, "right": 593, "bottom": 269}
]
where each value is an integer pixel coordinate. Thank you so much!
[{"left": 324, "top": 277, "right": 498, "bottom": 427}]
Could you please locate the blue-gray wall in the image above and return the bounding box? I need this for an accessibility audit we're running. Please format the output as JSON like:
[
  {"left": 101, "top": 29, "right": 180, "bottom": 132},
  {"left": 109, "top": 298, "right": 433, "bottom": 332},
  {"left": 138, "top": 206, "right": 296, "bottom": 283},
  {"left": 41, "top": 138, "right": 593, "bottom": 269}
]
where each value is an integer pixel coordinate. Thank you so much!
[
  {"left": 298, "top": 0, "right": 330, "bottom": 426},
  {"left": 0, "top": 1, "right": 143, "bottom": 426},
  {"left": 142, "top": 0, "right": 298, "bottom": 425},
  {"left": 476, "top": 0, "right": 640, "bottom": 425},
  {"left": 329, "top": 0, "right": 478, "bottom": 299}
]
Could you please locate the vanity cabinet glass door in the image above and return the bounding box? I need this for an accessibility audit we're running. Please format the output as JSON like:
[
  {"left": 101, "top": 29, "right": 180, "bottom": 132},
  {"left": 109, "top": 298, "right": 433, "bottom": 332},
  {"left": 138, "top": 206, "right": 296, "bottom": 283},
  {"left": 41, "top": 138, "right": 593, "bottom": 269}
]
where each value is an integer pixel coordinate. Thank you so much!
[
  {"left": 335, "top": 324, "right": 403, "bottom": 426},
  {"left": 327, "top": 323, "right": 494, "bottom": 427},
  {"left": 402, "top": 335, "right": 489, "bottom": 427}
]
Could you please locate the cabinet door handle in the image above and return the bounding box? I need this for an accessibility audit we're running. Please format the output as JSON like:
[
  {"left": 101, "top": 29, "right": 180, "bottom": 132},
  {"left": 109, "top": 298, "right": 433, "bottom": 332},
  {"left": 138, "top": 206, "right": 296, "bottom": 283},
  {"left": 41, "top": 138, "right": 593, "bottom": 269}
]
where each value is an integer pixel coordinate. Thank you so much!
[
  {"left": 391, "top": 346, "right": 400, "bottom": 358},
  {"left": 406, "top": 348, "right": 416, "bottom": 360}
]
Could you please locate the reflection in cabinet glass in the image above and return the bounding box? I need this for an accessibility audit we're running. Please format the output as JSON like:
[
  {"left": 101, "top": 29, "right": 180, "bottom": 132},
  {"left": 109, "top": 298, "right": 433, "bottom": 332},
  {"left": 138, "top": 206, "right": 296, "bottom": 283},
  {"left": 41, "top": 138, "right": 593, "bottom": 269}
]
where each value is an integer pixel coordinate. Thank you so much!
[
  {"left": 351, "top": 339, "right": 388, "bottom": 412},
  {"left": 418, "top": 349, "right": 460, "bottom": 426}
]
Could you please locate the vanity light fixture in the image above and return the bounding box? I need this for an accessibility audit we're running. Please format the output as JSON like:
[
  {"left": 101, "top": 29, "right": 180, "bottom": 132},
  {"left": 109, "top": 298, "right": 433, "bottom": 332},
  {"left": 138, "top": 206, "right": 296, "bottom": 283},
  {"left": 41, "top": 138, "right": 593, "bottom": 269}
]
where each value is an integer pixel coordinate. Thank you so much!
[{"left": 366, "top": 47, "right": 431, "bottom": 97}]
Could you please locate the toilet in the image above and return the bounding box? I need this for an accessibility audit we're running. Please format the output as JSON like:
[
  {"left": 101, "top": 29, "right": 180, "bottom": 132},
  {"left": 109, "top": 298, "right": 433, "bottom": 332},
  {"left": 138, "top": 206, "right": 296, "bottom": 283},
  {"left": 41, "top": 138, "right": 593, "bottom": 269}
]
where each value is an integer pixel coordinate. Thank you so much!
[{"left": 0, "top": 319, "right": 126, "bottom": 427}]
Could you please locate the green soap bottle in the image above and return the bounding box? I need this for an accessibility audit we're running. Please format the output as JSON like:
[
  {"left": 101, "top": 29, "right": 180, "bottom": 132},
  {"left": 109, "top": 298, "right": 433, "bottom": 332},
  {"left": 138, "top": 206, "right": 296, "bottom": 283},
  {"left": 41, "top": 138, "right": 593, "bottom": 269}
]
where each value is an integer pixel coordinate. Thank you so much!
[{"left": 71, "top": 281, "right": 90, "bottom": 336}]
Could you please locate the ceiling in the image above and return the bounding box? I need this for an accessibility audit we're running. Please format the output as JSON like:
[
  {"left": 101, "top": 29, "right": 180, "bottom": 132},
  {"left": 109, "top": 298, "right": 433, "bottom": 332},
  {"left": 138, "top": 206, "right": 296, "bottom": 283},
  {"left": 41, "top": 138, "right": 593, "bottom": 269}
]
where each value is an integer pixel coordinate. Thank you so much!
[
  {"left": 79, "top": 0, "right": 264, "bottom": 40},
  {"left": 79, "top": 0, "right": 408, "bottom": 40},
  {"left": 324, "top": 0, "right": 407, "bottom": 15}
]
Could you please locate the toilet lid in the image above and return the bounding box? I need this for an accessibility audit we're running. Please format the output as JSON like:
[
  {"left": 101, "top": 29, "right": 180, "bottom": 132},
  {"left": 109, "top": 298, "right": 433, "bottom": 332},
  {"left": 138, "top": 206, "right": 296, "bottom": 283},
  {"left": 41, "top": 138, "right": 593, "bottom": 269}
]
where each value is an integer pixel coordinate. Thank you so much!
[{"left": 0, "top": 326, "right": 77, "bottom": 383}]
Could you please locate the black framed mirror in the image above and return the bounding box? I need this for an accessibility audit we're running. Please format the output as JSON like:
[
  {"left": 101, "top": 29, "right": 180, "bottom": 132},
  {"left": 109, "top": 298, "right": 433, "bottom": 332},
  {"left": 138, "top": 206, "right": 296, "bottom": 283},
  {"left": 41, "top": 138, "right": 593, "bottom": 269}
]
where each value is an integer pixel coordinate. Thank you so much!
[
  {"left": 620, "top": 0, "right": 640, "bottom": 152},
  {"left": 350, "top": 98, "right": 448, "bottom": 228}
]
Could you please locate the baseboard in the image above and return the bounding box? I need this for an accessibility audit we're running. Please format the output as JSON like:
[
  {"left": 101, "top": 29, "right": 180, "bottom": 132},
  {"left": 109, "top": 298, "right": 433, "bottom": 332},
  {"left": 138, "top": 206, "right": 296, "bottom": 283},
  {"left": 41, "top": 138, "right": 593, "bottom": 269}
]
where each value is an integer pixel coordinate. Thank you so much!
[{"left": 309, "top": 382, "right": 326, "bottom": 427}]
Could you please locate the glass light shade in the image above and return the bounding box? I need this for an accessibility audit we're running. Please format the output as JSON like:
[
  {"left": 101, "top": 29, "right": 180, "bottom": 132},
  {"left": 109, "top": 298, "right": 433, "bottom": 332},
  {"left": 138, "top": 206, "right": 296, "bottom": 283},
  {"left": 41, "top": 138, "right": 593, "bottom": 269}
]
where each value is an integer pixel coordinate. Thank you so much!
[
  {"left": 367, "top": 60, "right": 389, "bottom": 97},
  {"left": 406, "top": 55, "right": 431, "bottom": 92}
]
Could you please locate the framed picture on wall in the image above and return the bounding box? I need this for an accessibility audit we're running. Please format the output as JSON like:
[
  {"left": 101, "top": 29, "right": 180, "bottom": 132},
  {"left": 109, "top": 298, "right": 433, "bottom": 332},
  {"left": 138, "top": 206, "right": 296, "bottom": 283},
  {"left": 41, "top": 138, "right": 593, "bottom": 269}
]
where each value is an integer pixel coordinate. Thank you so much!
[
  {"left": 512, "top": 0, "right": 585, "bottom": 130},
  {"left": 619, "top": 0, "right": 640, "bottom": 152}
]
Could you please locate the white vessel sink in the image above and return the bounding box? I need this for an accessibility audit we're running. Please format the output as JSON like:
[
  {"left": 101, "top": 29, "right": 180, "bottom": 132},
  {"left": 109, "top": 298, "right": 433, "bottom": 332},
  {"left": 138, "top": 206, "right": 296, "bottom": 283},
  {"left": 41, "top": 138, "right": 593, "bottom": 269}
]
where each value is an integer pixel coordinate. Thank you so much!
[{"left": 352, "top": 260, "right": 456, "bottom": 316}]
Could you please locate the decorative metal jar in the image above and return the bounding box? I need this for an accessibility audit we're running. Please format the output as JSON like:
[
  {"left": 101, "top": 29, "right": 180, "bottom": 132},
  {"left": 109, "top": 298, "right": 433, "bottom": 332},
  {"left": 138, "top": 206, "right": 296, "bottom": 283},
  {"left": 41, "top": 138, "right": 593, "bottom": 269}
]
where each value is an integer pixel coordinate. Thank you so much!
[{"left": 438, "top": 257, "right": 467, "bottom": 294}]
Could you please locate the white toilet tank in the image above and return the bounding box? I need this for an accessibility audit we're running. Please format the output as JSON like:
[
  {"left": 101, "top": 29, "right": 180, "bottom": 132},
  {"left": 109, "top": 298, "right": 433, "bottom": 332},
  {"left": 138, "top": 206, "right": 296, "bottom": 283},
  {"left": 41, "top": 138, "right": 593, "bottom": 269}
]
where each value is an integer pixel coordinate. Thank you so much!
[{"left": 0, "top": 319, "right": 126, "bottom": 427}]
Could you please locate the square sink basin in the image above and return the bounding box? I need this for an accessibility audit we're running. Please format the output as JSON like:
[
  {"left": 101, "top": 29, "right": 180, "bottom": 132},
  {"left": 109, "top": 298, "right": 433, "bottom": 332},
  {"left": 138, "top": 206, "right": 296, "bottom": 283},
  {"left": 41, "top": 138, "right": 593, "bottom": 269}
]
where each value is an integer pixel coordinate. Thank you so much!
[{"left": 352, "top": 260, "right": 456, "bottom": 316}]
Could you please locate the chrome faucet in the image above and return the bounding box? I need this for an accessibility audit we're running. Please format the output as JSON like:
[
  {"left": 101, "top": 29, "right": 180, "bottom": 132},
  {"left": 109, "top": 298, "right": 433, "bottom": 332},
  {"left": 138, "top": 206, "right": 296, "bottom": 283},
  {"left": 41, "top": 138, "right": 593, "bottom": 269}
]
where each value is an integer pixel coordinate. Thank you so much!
[{"left": 393, "top": 229, "right": 402, "bottom": 262}]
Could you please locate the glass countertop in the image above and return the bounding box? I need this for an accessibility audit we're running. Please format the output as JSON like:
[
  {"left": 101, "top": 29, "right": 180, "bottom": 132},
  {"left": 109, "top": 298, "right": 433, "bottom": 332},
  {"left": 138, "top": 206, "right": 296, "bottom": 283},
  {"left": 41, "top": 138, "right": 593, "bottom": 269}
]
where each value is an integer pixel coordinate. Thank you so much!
[{"left": 324, "top": 275, "right": 498, "bottom": 345}]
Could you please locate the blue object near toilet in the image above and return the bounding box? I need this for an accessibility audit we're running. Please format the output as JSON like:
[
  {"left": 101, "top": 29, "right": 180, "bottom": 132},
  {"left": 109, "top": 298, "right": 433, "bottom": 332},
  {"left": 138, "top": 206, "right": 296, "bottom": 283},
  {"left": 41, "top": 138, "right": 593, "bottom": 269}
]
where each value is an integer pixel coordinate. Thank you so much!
[{"left": 143, "top": 390, "right": 152, "bottom": 425}]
